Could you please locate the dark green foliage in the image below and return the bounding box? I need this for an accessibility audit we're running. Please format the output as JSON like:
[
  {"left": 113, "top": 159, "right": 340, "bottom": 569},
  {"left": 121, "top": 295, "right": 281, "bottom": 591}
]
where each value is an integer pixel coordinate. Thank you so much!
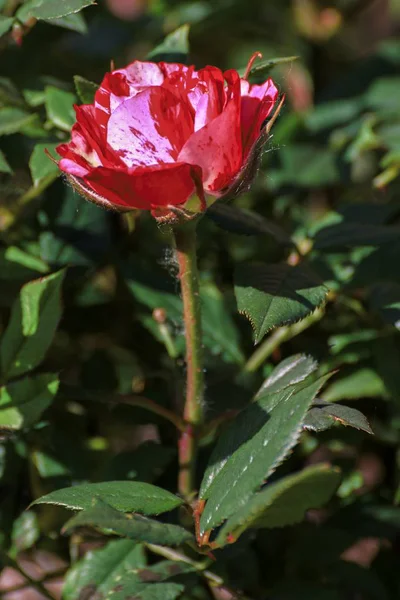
[{"left": 0, "top": 1, "right": 398, "bottom": 598}]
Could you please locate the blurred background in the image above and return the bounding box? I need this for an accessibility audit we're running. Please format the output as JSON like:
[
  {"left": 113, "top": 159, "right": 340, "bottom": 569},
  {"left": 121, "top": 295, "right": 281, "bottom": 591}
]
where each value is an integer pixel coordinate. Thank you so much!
[{"left": 1, "top": 0, "right": 400, "bottom": 599}]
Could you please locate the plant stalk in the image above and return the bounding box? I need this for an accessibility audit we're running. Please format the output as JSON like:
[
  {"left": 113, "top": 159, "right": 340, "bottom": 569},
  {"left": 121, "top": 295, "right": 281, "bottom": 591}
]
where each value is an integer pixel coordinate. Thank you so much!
[{"left": 173, "top": 221, "right": 204, "bottom": 500}]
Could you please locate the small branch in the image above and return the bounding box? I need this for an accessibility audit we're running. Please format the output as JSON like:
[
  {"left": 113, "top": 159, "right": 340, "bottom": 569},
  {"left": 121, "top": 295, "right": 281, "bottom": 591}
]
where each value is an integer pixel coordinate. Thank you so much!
[
  {"left": 173, "top": 221, "right": 204, "bottom": 500},
  {"left": 243, "top": 308, "right": 325, "bottom": 374},
  {"left": 59, "top": 386, "right": 185, "bottom": 432},
  {"left": 146, "top": 544, "right": 250, "bottom": 599},
  {"left": 116, "top": 395, "right": 186, "bottom": 432}
]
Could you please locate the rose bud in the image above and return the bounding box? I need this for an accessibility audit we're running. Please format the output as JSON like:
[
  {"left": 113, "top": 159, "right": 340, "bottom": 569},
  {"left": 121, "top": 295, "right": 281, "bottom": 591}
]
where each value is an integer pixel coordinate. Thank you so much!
[{"left": 55, "top": 53, "right": 280, "bottom": 222}]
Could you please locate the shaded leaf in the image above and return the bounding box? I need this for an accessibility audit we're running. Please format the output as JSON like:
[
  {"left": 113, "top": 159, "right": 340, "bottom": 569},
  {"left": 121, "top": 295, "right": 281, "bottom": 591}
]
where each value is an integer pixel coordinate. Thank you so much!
[
  {"left": 40, "top": 187, "right": 111, "bottom": 266},
  {"left": 30, "top": 0, "right": 95, "bottom": 19},
  {"left": 148, "top": 24, "right": 190, "bottom": 62},
  {"left": 216, "top": 464, "right": 341, "bottom": 545},
  {"left": 73, "top": 75, "right": 98, "bottom": 104},
  {"left": 0, "top": 149, "right": 12, "bottom": 174},
  {"left": 0, "top": 107, "right": 36, "bottom": 136},
  {"left": 11, "top": 511, "right": 40, "bottom": 553},
  {"left": 0, "top": 373, "right": 59, "bottom": 430},
  {"left": 207, "top": 202, "right": 293, "bottom": 246},
  {"left": 45, "top": 12, "right": 87, "bottom": 33},
  {"left": 0, "top": 270, "right": 65, "bottom": 380},
  {"left": 63, "top": 499, "right": 192, "bottom": 546},
  {"left": 63, "top": 539, "right": 146, "bottom": 600},
  {"left": 32, "top": 481, "right": 183, "bottom": 514},
  {"left": 200, "top": 282, "right": 244, "bottom": 364},
  {"left": 45, "top": 86, "right": 76, "bottom": 132},
  {"left": 234, "top": 262, "right": 328, "bottom": 343},
  {"left": 368, "top": 283, "right": 400, "bottom": 329},
  {"left": 64, "top": 537, "right": 187, "bottom": 599},
  {"left": 313, "top": 222, "right": 400, "bottom": 251},
  {"left": 199, "top": 367, "right": 331, "bottom": 532},
  {"left": 103, "top": 442, "right": 176, "bottom": 483},
  {"left": 0, "top": 16, "right": 13, "bottom": 38},
  {"left": 322, "top": 368, "right": 386, "bottom": 402},
  {"left": 304, "top": 400, "right": 373, "bottom": 434}
]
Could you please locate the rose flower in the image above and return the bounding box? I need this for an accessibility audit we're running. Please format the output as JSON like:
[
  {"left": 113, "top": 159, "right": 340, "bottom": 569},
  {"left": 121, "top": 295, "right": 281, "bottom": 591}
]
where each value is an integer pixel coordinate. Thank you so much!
[{"left": 56, "top": 54, "right": 279, "bottom": 219}]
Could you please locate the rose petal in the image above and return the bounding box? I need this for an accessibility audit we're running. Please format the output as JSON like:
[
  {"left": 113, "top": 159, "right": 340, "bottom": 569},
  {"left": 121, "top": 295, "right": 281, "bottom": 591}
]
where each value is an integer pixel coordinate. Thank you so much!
[
  {"left": 95, "top": 61, "right": 171, "bottom": 131},
  {"left": 240, "top": 78, "right": 279, "bottom": 155},
  {"left": 192, "top": 66, "right": 226, "bottom": 131},
  {"left": 107, "top": 87, "right": 194, "bottom": 167},
  {"left": 82, "top": 162, "right": 200, "bottom": 209},
  {"left": 178, "top": 70, "right": 242, "bottom": 193}
]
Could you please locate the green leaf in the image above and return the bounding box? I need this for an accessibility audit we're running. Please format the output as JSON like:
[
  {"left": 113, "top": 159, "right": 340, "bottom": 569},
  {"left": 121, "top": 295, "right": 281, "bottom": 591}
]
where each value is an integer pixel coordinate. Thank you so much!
[
  {"left": 305, "top": 97, "right": 363, "bottom": 132},
  {"left": 200, "top": 282, "right": 244, "bottom": 364},
  {"left": 0, "top": 149, "right": 12, "bottom": 174},
  {"left": 0, "top": 16, "right": 13, "bottom": 38},
  {"left": 0, "top": 373, "right": 59, "bottom": 430},
  {"left": 234, "top": 262, "right": 328, "bottom": 343},
  {"left": 148, "top": 24, "right": 190, "bottom": 62},
  {"left": 45, "top": 86, "right": 76, "bottom": 131},
  {"left": 0, "top": 270, "right": 65, "bottom": 380},
  {"left": 255, "top": 354, "right": 318, "bottom": 396},
  {"left": 240, "top": 55, "right": 298, "bottom": 78},
  {"left": 63, "top": 539, "right": 146, "bottom": 600},
  {"left": 44, "top": 12, "right": 87, "bottom": 33},
  {"left": 62, "top": 499, "right": 192, "bottom": 546},
  {"left": 272, "top": 145, "right": 340, "bottom": 188},
  {"left": 313, "top": 223, "right": 400, "bottom": 251},
  {"left": 73, "top": 75, "right": 98, "bottom": 104},
  {"left": 30, "top": 0, "right": 95, "bottom": 20},
  {"left": 322, "top": 368, "right": 386, "bottom": 402},
  {"left": 365, "top": 76, "right": 400, "bottom": 116},
  {"left": 32, "top": 481, "right": 183, "bottom": 514},
  {"left": 199, "top": 368, "right": 331, "bottom": 533},
  {"left": 108, "top": 582, "right": 184, "bottom": 600},
  {"left": 200, "top": 355, "right": 318, "bottom": 501},
  {"left": 29, "top": 143, "right": 59, "bottom": 187},
  {"left": 207, "top": 202, "right": 293, "bottom": 246},
  {"left": 64, "top": 540, "right": 187, "bottom": 600},
  {"left": 127, "top": 276, "right": 244, "bottom": 364},
  {"left": 1, "top": 246, "right": 49, "bottom": 276},
  {"left": 39, "top": 187, "right": 111, "bottom": 266},
  {"left": 11, "top": 511, "right": 40, "bottom": 553},
  {"left": 0, "top": 107, "right": 36, "bottom": 136},
  {"left": 23, "top": 89, "right": 46, "bottom": 107},
  {"left": 216, "top": 464, "right": 341, "bottom": 545},
  {"left": 304, "top": 400, "right": 373, "bottom": 434}
]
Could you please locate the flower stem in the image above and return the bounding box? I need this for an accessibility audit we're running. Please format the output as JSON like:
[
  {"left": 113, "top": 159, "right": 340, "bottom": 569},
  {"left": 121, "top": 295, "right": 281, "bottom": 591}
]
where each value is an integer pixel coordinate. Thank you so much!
[{"left": 173, "top": 221, "right": 204, "bottom": 500}]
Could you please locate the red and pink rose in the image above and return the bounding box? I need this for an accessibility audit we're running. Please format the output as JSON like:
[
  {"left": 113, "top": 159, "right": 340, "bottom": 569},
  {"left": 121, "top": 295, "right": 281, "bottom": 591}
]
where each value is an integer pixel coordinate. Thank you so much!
[{"left": 56, "top": 56, "right": 279, "bottom": 217}]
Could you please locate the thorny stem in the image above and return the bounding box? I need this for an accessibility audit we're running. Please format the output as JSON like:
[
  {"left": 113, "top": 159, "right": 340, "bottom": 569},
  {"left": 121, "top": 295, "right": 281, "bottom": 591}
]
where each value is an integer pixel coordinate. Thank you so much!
[
  {"left": 243, "top": 307, "right": 325, "bottom": 374},
  {"left": 59, "top": 387, "right": 186, "bottom": 432},
  {"left": 173, "top": 220, "right": 204, "bottom": 500}
]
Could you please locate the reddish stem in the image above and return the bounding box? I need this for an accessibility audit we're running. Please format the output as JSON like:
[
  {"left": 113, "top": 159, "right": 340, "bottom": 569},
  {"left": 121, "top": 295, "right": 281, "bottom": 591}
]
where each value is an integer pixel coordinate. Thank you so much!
[{"left": 173, "top": 221, "right": 204, "bottom": 500}]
